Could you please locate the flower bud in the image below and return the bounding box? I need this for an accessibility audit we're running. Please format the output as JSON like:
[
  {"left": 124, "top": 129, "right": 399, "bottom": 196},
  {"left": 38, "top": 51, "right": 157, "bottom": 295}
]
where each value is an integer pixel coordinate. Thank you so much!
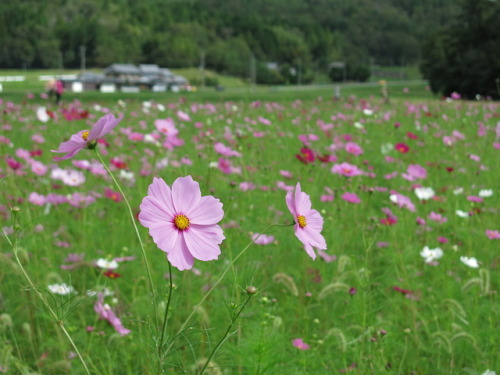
[{"left": 246, "top": 286, "right": 257, "bottom": 295}]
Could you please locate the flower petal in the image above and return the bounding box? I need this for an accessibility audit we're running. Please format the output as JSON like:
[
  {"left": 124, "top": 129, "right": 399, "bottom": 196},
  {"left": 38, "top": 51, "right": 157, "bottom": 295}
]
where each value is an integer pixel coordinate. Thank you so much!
[
  {"left": 139, "top": 196, "right": 172, "bottom": 228},
  {"left": 89, "top": 113, "right": 123, "bottom": 140},
  {"left": 305, "top": 209, "right": 324, "bottom": 231},
  {"left": 167, "top": 235, "right": 194, "bottom": 270},
  {"left": 295, "top": 227, "right": 317, "bottom": 260},
  {"left": 189, "top": 195, "right": 224, "bottom": 225},
  {"left": 304, "top": 226, "right": 327, "bottom": 250},
  {"left": 172, "top": 176, "right": 201, "bottom": 215},
  {"left": 146, "top": 177, "right": 175, "bottom": 217},
  {"left": 148, "top": 222, "right": 179, "bottom": 253},
  {"left": 286, "top": 191, "right": 297, "bottom": 216},
  {"left": 183, "top": 225, "right": 223, "bottom": 261},
  {"left": 51, "top": 131, "right": 86, "bottom": 160}
]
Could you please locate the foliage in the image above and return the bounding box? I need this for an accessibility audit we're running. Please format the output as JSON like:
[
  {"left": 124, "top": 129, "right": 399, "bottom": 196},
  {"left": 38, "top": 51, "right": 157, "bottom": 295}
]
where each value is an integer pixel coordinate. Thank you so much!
[
  {"left": 0, "top": 91, "right": 499, "bottom": 374},
  {"left": 420, "top": 0, "right": 500, "bottom": 99},
  {"left": 329, "top": 64, "right": 371, "bottom": 83},
  {"left": 0, "top": 0, "right": 462, "bottom": 80}
]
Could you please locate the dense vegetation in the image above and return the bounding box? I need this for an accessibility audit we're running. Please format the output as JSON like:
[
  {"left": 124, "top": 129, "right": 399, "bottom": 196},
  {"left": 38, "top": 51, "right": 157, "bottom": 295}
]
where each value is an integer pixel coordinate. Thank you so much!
[
  {"left": 1, "top": 0, "right": 461, "bottom": 83},
  {"left": 1, "top": 86, "right": 498, "bottom": 375},
  {"left": 420, "top": 0, "right": 500, "bottom": 99}
]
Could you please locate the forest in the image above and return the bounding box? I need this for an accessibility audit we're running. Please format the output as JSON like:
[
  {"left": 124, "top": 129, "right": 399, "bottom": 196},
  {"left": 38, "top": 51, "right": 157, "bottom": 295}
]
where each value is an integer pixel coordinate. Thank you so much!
[{"left": 0, "top": 0, "right": 462, "bottom": 82}]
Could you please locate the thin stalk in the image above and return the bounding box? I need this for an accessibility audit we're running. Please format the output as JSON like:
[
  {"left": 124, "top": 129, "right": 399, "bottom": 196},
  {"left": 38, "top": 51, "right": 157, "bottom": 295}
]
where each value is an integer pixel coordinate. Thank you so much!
[
  {"left": 94, "top": 149, "right": 159, "bottom": 328},
  {"left": 157, "top": 262, "right": 174, "bottom": 374},
  {"left": 3, "top": 216, "right": 92, "bottom": 375},
  {"left": 164, "top": 223, "right": 290, "bottom": 357},
  {"left": 198, "top": 293, "right": 253, "bottom": 375}
]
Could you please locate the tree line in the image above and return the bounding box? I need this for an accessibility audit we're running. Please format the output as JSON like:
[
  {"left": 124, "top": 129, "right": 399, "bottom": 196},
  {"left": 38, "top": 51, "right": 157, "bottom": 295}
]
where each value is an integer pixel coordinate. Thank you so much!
[{"left": 1, "top": 0, "right": 462, "bottom": 84}]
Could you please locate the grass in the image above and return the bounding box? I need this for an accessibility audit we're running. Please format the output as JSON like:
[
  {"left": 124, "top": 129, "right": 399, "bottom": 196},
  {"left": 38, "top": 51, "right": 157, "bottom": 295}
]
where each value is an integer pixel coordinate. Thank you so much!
[{"left": 0, "top": 85, "right": 498, "bottom": 374}]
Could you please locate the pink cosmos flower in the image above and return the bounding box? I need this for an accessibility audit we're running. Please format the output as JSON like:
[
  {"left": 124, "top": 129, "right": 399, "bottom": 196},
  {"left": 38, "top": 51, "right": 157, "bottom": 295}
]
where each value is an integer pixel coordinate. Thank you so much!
[
  {"left": 52, "top": 113, "right": 123, "bottom": 161},
  {"left": 331, "top": 162, "right": 363, "bottom": 177},
  {"left": 239, "top": 182, "right": 256, "bottom": 191},
  {"left": 94, "top": 293, "right": 131, "bottom": 336},
  {"left": 28, "top": 192, "right": 46, "bottom": 206},
  {"left": 217, "top": 157, "right": 240, "bottom": 174},
  {"left": 139, "top": 176, "right": 225, "bottom": 271},
  {"left": 292, "top": 338, "right": 310, "bottom": 350},
  {"left": 155, "top": 118, "right": 179, "bottom": 137},
  {"left": 30, "top": 160, "right": 48, "bottom": 176},
  {"left": 404, "top": 164, "right": 427, "bottom": 180},
  {"left": 341, "top": 192, "right": 361, "bottom": 204},
  {"left": 428, "top": 211, "right": 448, "bottom": 224},
  {"left": 467, "top": 196, "right": 483, "bottom": 203},
  {"left": 345, "top": 142, "right": 363, "bottom": 156},
  {"left": 486, "top": 230, "right": 500, "bottom": 239},
  {"left": 286, "top": 183, "right": 327, "bottom": 260},
  {"left": 389, "top": 192, "right": 416, "bottom": 212},
  {"left": 251, "top": 233, "right": 275, "bottom": 245},
  {"left": 177, "top": 110, "right": 191, "bottom": 122},
  {"left": 214, "top": 142, "right": 242, "bottom": 157}
]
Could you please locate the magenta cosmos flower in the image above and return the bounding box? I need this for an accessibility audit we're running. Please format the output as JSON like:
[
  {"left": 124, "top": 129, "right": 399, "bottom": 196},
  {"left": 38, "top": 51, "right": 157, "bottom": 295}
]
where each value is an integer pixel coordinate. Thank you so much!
[
  {"left": 51, "top": 113, "right": 123, "bottom": 161},
  {"left": 286, "top": 183, "right": 327, "bottom": 260},
  {"left": 139, "top": 176, "right": 225, "bottom": 270}
]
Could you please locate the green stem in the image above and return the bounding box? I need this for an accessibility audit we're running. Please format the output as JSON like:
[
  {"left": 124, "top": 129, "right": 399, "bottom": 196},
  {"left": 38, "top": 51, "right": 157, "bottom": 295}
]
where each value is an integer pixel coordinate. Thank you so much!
[
  {"left": 164, "top": 223, "right": 289, "bottom": 357},
  {"left": 94, "top": 149, "right": 159, "bottom": 328},
  {"left": 157, "top": 262, "right": 174, "bottom": 374},
  {"left": 198, "top": 293, "right": 253, "bottom": 375},
  {"left": 3, "top": 216, "right": 92, "bottom": 375}
]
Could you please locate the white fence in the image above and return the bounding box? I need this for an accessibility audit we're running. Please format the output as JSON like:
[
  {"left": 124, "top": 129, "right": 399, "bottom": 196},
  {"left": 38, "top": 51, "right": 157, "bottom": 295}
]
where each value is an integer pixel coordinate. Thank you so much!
[{"left": 0, "top": 76, "right": 26, "bottom": 82}]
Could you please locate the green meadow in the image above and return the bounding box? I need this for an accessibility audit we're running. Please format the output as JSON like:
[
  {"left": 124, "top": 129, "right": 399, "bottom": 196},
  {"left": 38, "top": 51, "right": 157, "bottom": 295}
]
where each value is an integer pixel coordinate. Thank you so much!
[{"left": 0, "top": 79, "right": 498, "bottom": 375}]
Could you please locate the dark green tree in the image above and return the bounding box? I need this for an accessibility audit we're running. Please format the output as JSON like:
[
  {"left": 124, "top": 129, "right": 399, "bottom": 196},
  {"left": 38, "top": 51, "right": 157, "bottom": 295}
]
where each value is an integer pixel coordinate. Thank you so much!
[{"left": 420, "top": 0, "right": 500, "bottom": 99}]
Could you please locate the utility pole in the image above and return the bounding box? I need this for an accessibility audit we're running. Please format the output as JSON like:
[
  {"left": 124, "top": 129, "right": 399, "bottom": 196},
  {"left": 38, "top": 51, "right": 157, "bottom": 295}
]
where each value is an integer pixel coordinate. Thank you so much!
[
  {"left": 297, "top": 59, "right": 302, "bottom": 85},
  {"left": 58, "top": 51, "right": 64, "bottom": 73},
  {"left": 79, "top": 45, "right": 86, "bottom": 75},
  {"left": 249, "top": 53, "right": 256, "bottom": 90},
  {"left": 199, "top": 50, "right": 205, "bottom": 87}
]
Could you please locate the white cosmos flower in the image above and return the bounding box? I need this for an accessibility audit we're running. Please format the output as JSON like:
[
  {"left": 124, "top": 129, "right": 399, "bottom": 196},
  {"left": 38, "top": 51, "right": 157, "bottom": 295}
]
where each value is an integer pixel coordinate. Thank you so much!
[
  {"left": 481, "top": 370, "right": 496, "bottom": 375},
  {"left": 144, "top": 134, "right": 160, "bottom": 145},
  {"left": 353, "top": 122, "right": 364, "bottom": 129},
  {"left": 478, "top": 189, "right": 493, "bottom": 198},
  {"left": 453, "top": 187, "right": 464, "bottom": 195},
  {"left": 36, "top": 107, "right": 49, "bottom": 122},
  {"left": 381, "top": 143, "right": 393, "bottom": 154},
  {"left": 363, "top": 108, "right": 374, "bottom": 116},
  {"left": 96, "top": 258, "right": 119, "bottom": 270},
  {"left": 460, "top": 256, "right": 479, "bottom": 268},
  {"left": 414, "top": 187, "right": 435, "bottom": 201},
  {"left": 119, "top": 170, "right": 134, "bottom": 180},
  {"left": 87, "top": 287, "right": 114, "bottom": 297},
  {"left": 48, "top": 283, "right": 76, "bottom": 295},
  {"left": 157, "top": 104, "right": 165, "bottom": 111},
  {"left": 420, "top": 246, "right": 443, "bottom": 263},
  {"left": 455, "top": 210, "right": 469, "bottom": 218}
]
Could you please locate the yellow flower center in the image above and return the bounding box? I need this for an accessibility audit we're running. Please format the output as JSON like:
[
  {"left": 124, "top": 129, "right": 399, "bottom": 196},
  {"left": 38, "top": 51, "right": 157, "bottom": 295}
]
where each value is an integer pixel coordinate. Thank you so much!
[
  {"left": 297, "top": 215, "right": 307, "bottom": 228},
  {"left": 81, "top": 130, "right": 90, "bottom": 141},
  {"left": 174, "top": 214, "right": 190, "bottom": 230}
]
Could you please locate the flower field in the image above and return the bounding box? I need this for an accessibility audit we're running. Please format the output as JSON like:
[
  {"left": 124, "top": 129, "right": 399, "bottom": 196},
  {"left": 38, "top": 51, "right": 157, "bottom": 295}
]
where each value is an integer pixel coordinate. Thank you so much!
[{"left": 0, "top": 92, "right": 499, "bottom": 374}]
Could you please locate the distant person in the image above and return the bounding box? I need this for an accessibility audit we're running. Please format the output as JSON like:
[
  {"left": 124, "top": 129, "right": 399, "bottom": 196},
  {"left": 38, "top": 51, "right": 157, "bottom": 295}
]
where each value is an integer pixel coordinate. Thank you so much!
[
  {"left": 55, "top": 79, "right": 64, "bottom": 104},
  {"left": 46, "top": 79, "right": 56, "bottom": 101}
]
